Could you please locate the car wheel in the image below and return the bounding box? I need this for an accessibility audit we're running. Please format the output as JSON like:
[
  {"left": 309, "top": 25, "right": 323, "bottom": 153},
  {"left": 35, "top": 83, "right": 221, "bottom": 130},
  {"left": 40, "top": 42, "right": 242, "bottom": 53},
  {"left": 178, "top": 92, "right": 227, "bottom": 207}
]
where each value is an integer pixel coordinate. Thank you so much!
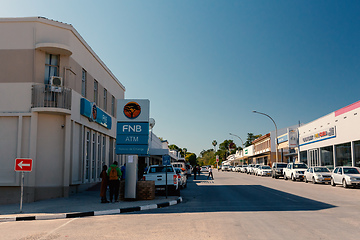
[
  {"left": 312, "top": 177, "right": 316, "bottom": 184},
  {"left": 331, "top": 178, "right": 336, "bottom": 187},
  {"left": 304, "top": 176, "right": 308, "bottom": 183},
  {"left": 284, "top": 174, "right": 287, "bottom": 180},
  {"left": 291, "top": 174, "right": 296, "bottom": 181},
  {"left": 342, "top": 179, "right": 348, "bottom": 188}
]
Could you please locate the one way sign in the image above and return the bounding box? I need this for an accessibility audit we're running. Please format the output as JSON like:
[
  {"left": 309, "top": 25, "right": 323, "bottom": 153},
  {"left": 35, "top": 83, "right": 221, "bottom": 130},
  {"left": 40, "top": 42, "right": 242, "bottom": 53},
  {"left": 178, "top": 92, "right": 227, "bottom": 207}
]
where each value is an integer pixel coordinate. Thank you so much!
[{"left": 15, "top": 158, "right": 33, "bottom": 172}]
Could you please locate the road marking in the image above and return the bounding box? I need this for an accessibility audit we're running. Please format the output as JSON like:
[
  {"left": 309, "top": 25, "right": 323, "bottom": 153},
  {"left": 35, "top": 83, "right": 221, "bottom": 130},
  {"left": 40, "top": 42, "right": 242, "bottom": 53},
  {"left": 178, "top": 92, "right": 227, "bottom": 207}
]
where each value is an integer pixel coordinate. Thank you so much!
[{"left": 38, "top": 218, "right": 76, "bottom": 240}]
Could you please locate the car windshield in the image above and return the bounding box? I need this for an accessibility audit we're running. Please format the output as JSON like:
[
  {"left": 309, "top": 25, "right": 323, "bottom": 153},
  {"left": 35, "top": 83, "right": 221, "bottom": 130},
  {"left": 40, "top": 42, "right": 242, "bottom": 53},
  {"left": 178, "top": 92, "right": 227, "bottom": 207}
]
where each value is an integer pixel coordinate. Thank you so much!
[
  {"left": 343, "top": 168, "right": 360, "bottom": 174},
  {"left": 294, "top": 164, "right": 307, "bottom": 169},
  {"left": 262, "top": 166, "right": 271, "bottom": 169},
  {"left": 314, "top": 167, "right": 330, "bottom": 172},
  {"left": 149, "top": 166, "right": 174, "bottom": 173},
  {"left": 243, "top": 165, "right": 248, "bottom": 167},
  {"left": 276, "top": 164, "right": 287, "bottom": 168}
]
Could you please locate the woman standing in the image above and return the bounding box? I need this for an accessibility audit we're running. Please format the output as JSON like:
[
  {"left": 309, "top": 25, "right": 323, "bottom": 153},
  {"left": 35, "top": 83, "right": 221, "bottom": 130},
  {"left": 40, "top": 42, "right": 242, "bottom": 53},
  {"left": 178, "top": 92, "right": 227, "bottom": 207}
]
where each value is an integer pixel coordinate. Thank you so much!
[{"left": 100, "top": 165, "right": 109, "bottom": 203}]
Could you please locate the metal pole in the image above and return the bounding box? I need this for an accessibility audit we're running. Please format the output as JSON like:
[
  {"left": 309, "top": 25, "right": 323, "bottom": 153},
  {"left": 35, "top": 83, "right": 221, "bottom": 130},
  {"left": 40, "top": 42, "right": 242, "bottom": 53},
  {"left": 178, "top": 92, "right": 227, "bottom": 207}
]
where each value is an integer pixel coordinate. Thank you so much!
[
  {"left": 252, "top": 111, "right": 279, "bottom": 163},
  {"left": 20, "top": 171, "right": 24, "bottom": 213}
]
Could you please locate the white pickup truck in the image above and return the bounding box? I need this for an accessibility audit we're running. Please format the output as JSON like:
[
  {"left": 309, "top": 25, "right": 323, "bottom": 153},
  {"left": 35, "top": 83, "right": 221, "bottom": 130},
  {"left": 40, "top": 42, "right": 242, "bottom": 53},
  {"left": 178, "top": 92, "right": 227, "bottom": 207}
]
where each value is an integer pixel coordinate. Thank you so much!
[
  {"left": 143, "top": 165, "right": 180, "bottom": 196},
  {"left": 283, "top": 162, "right": 308, "bottom": 181}
]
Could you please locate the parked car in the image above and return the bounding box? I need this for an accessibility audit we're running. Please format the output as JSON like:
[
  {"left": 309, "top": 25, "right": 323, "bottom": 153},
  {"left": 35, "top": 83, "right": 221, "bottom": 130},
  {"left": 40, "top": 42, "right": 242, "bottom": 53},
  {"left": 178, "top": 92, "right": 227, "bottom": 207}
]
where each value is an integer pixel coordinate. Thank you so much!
[
  {"left": 331, "top": 166, "right": 360, "bottom": 188},
  {"left": 283, "top": 163, "right": 308, "bottom": 181},
  {"left": 227, "top": 166, "right": 234, "bottom": 172},
  {"left": 221, "top": 165, "right": 230, "bottom": 171},
  {"left": 240, "top": 165, "right": 248, "bottom": 173},
  {"left": 174, "top": 167, "right": 187, "bottom": 189},
  {"left": 251, "top": 164, "right": 261, "bottom": 175},
  {"left": 143, "top": 165, "right": 180, "bottom": 196},
  {"left": 246, "top": 164, "right": 255, "bottom": 174},
  {"left": 200, "top": 166, "right": 209, "bottom": 172},
  {"left": 256, "top": 165, "right": 272, "bottom": 176},
  {"left": 271, "top": 162, "right": 288, "bottom": 179},
  {"left": 235, "top": 165, "right": 242, "bottom": 172},
  {"left": 304, "top": 166, "right": 331, "bottom": 184}
]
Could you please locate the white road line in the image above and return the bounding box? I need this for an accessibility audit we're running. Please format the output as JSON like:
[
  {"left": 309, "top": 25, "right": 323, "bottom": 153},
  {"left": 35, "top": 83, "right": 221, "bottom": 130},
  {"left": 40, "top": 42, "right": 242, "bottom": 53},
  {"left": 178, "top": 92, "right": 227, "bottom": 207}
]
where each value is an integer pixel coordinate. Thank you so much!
[{"left": 38, "top": 218, "right": 77, "bottom": 240}]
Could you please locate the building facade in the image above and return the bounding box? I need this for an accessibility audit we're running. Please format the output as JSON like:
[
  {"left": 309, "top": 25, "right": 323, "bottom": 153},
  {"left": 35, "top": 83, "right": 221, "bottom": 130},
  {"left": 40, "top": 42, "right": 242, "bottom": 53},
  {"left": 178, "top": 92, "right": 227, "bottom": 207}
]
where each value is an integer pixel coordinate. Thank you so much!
[
  {"left": 0, "top": 17, "right": 125, "bottom": 204},
  {"left": 298, "top": 100, "right": 360, "bottom": 170}
]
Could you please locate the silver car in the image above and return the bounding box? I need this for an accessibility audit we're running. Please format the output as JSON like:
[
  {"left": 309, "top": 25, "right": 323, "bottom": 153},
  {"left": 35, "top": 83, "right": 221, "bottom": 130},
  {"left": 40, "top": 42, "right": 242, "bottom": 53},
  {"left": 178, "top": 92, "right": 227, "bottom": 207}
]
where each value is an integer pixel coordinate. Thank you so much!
[
  {"left": 331, "top": 167, "right": 360, "bottom": 188},
  {"left": 304, "top": 166, "right": 331, "bottom": 184},
  {"left": 256, "top": 165, "right": 272, "bottom": 176}
]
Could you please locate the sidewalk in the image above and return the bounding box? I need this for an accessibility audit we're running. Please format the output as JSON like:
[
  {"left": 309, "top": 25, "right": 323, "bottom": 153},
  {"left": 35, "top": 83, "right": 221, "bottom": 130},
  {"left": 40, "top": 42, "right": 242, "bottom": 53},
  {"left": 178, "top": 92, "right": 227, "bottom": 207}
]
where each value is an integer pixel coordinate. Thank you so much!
[{"left": 0, "top": 186, "right": 182, "bottom": 222}]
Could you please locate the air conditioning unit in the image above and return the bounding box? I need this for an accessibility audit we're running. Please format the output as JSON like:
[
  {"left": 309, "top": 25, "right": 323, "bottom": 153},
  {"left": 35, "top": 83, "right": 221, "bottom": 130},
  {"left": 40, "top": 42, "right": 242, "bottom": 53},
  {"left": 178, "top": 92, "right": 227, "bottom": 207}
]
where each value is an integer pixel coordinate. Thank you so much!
[{"left": 50, "top": 76, "right": 63, "bottom": 92}]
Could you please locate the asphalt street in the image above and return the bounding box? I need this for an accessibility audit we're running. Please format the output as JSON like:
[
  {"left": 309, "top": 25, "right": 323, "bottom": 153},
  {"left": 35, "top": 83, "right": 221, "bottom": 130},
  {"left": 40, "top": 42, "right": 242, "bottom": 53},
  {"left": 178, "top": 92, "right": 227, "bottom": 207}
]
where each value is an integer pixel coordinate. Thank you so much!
[{"left": 1, "top": 170, "right": 360, "bottom": 240}]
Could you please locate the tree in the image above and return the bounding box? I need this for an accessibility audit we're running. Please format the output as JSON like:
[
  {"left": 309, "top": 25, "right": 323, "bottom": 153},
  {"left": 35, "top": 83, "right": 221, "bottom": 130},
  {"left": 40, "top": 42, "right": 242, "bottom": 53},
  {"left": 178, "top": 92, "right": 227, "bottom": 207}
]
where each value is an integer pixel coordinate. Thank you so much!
[
  {"left": 244, "top": 133, "right": 262, "bottom": 147},
  {"left": 186, "top": 153, "right": 197, "bottom": 166}
]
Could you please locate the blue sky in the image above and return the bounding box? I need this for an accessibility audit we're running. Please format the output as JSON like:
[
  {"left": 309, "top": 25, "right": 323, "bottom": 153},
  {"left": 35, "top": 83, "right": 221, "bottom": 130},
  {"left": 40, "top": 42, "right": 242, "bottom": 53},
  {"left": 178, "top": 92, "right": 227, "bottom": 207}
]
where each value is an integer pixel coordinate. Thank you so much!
[{"left": 2, "top": 0, "right": 360, "bottom": 155}]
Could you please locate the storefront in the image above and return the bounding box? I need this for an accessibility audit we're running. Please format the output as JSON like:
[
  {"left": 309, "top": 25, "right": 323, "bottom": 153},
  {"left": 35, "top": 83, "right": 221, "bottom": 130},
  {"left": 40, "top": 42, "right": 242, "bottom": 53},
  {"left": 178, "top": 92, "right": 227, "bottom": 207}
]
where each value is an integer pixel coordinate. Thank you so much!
[
  {"left": 252, "top": 134, "right": 271, "bottom": 165},
  {"left": 298, "top": 100, "right": 360, "bottom": 170}
]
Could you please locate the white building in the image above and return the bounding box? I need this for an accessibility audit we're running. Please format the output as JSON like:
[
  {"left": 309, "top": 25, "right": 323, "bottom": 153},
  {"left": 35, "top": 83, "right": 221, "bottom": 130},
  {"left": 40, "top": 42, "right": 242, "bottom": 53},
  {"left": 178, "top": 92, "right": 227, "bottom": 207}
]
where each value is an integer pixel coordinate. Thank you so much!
[
  {"left": 0, "top": 17, "right": 125, "bottom": 204},
  {"left": 298, "top": 100, "right": 360, "bottom": 169}
]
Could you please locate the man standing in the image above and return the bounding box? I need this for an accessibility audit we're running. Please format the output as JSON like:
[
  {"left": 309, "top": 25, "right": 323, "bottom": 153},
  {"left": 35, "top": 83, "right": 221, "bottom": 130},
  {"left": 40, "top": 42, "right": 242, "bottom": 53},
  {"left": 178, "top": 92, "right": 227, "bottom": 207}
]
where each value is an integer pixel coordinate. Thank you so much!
[
  {"left": 207, "top": 166, "right": 214, "bottom": 180},
  {"left": 193, "top": 165, "right": 198, "bottom": 180},
  {"left": 107, "top": 161, "right": 122, "bottom": 202}
]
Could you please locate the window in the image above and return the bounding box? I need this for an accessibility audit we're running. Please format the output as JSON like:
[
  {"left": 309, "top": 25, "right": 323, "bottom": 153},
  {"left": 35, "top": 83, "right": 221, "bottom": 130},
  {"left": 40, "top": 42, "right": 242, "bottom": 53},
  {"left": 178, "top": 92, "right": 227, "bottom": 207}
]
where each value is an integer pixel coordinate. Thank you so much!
[
  {"left": 354, "top": 141, "right": 360, "bottom": 167},
  {"left": 92, "top": 133, "right": 96, "bottom": 181},
  {"left": 44, "top": 54, "right": 59, "bottom": 84},
  {"left": 300, "top": 151, "right": 307, "bottom": 165},
  {"left": 111, "top": 95, "right": 115, "bottom": 117},
  {"left": 82, "top": 69, "right": 87, "bottom": 97},
  {"left": 321, "top": 146, "right": 334, "bottom": 170},
  {"left": 103, "top": 88, "right": 107, "bottom": 111},
  {"left": 94, "top": 80, "right": 98, "bottom": 105},
  {"left": 335, "top": 143, "right": 352, "bottom": 166},
  {"left": 85, "top": 131, "right": 90, "bottom": 181}
]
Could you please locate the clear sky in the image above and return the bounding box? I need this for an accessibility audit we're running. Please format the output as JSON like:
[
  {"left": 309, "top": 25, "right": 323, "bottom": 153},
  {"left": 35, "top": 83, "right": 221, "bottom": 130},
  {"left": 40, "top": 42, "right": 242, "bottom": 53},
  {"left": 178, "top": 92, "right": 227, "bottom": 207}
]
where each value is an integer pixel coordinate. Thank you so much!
[{"left": 2, "top": 0, "right": 360, "bottom": 155}]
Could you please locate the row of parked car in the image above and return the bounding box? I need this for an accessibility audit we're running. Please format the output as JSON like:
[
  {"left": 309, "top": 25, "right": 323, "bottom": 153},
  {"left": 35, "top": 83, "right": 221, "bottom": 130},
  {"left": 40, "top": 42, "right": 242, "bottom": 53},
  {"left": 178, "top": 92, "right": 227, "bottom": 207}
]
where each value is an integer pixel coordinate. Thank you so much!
[{"left": 221, "top": 162, "right": 360, "bottom": 188}]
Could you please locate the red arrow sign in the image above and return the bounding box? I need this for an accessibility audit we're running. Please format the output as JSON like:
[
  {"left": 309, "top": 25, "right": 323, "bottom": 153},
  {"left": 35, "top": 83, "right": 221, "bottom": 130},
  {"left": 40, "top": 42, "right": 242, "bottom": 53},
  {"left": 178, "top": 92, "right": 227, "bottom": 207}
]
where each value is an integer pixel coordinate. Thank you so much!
[{"left": 15, "top": 158, "right": 33, "bottom": 172}]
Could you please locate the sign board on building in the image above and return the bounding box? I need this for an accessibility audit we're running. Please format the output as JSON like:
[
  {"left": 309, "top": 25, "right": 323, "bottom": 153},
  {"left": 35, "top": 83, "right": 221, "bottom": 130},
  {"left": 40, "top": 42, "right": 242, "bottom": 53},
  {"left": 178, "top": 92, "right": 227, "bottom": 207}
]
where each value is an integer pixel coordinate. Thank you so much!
[
  {"left": 299, "top": 126, "right": 336, "bottom": 146},
  {"left": 15, "top": 158, "right": 33, "bottom": 172},
  {"left": 288, "top": 128, "right": 298, "bottom": 148},
  {"left": 80, "top": 98, "right": 112, "bottom": 129},
  {"left": 116, "top": 99, "right": 150, "bottom": 155}
]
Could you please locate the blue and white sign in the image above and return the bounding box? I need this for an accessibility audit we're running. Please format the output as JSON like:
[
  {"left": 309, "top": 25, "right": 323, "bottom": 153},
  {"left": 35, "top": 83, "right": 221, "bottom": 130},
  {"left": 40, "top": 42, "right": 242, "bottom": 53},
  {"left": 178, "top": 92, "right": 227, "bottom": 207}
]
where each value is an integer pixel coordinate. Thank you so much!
[
  {"left": 162, "top": 155, "right": 171, "bottom": 165},
  {"left": 116, "top": 99, "right": 150, "bottom": 155},
  {"left": 80, "top": 98, "right": 112, "bottom": 129}
]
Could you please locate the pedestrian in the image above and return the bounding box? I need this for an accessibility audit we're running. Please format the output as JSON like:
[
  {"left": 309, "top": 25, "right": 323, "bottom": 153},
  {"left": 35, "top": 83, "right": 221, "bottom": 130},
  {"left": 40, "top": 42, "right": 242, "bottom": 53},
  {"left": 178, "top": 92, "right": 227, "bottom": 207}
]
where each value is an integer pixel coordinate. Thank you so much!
[
  {"left": 193, "top": 165, "right": 197, "bottom": 180},
  {"left": 100, "top": 165, "right": 109, "bottom": 203},
  {"left": 107, "top": 161, "right": 122, "bottom": 202},
  {"left": 121, "top": 163, "right": 126, "bottom": 181},
  {"left": 198, "top": 166, "right": 200, "bottom": 176},
  {"left": 207, "top": 166, "right": 214, "bottom": 180}
]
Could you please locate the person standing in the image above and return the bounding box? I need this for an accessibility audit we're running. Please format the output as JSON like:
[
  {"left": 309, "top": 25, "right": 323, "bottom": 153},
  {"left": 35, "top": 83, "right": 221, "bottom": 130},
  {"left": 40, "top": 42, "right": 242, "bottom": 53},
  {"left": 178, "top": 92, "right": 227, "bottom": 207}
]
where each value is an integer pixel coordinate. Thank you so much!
[
  {"left": 107, "top": 161, "right": 122, "bottom": 202},
  {"left": 121, "top": 163, "right": 126, "bottom": 181},
  {"left": 207, "top": 166, "right": 214, "bottom": 180},
  {"left": 100, "top": 165, "right": 109, "bottom": 203},
  {"left": 193, "top": 165, "right": 198, "bottom": 180}
]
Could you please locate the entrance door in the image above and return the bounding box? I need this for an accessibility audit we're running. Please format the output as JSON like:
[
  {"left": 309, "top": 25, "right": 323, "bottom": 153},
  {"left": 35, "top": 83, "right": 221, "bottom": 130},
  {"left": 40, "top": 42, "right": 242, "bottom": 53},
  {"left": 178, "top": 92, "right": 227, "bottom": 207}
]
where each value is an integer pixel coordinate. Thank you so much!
[{"left": 308, "top": 149, "right": 320, "bottom": 167}]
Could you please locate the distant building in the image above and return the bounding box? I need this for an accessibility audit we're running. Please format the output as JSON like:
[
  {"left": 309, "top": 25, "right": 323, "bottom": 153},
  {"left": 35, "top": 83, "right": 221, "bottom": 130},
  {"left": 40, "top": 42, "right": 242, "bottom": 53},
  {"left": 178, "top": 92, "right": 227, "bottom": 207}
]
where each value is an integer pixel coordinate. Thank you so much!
[{"left": 0, "top": 17, "right": 125, "bottom": 204}]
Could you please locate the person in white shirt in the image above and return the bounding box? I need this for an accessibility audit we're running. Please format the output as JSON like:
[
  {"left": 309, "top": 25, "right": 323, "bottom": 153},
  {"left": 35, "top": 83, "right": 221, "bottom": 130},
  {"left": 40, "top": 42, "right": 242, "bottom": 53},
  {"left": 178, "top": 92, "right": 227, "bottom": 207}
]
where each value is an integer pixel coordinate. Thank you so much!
[{"left": 207, "top": 166, "right": 214, "bottom": 180}]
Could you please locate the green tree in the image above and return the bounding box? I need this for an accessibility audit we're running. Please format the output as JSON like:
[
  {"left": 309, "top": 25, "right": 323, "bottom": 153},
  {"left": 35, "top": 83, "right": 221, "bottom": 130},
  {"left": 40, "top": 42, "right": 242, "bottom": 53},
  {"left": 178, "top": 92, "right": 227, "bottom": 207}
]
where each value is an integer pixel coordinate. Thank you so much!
[
  {"left": 186, "top": 152, "right": 197, "bottom": 166},
  {"left": 244, "top": 133, "right": 262, "bottom": 147}
]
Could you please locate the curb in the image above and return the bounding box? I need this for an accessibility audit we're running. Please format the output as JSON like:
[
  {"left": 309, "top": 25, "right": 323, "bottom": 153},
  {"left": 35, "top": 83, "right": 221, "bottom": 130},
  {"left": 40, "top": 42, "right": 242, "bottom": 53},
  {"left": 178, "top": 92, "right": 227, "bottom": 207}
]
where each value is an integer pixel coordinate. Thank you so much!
[{"left": 0, "top": 197, "right": 182, "bottom": 223}]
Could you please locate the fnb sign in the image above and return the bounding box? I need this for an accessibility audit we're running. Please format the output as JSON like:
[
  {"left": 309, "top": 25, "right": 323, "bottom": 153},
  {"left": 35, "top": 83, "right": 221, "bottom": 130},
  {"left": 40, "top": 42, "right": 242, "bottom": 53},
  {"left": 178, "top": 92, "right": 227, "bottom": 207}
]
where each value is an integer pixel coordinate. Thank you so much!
[
  {"left": 117, "top": 122, "right": 149, "bottom": 135},
  {"left": 116, "top": 122, "right": 149, "bottom": 155}
]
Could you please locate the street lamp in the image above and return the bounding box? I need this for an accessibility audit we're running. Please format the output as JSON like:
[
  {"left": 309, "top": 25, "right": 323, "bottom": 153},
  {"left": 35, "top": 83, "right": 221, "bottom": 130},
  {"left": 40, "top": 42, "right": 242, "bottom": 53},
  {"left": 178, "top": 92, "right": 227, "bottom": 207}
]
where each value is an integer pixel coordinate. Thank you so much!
[
  {"left": 229, "top": 133, "right": 245, "bottom": 166},
  {"left": 252, "top": 110, "right": 278, "bottom": 163}
]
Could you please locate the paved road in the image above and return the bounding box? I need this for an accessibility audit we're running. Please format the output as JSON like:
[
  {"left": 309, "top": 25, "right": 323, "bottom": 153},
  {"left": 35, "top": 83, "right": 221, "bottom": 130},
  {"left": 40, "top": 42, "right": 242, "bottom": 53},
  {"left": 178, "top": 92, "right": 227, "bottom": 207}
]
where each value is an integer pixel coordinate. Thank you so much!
[{"left": 2, "top": 171, "right": 360, "bottom": 239}]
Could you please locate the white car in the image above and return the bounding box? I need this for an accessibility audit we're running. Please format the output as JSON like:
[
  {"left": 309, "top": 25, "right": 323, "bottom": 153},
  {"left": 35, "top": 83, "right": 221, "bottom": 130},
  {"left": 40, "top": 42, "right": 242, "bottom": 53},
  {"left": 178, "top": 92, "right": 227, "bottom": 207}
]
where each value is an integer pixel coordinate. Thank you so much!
[
  {"left": 235, "top": 165, "right": 242, "bottom": 172},
  {"left": 200, "top": 166, "right": 209, "bottom": 172},
  {"left": 174, "top": 167, "right": 187, "bottom": 189},
  {"left": 331, "top": 166, "right": 360, "bottom": 188},
  {"left": 246, "top": 164, "right": 255, "bottom": 174},
  {"left": 221, "top": 165, "right": 229, "bottom": 171},
  {"left": 304, "top": 166, "right": 331, "bottom": 184},
  {"left": 283, "top": 163, "right": 308, "bottom": 181},
  {"left": 251, "top": 164, "right": 261, "bottom": 175},
  {"left": 256, "top": 165, "right": 272, "bottom": 176},
  {"left": 240, "top": 165, "right": 248, "bottom": 173}
]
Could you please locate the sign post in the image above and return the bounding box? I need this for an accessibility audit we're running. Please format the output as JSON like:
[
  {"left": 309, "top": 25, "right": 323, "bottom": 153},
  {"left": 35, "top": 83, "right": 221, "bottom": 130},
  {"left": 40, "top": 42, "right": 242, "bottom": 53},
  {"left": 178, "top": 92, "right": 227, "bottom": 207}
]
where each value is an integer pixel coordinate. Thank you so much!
[
  {"left": 14, "top": 158, "right": 33, "bottom": 213},
  {"left": 162, "top": 155, "right": 171, "bottom": 199},
  {"left": 216, "top": 155, "right": 219, "bottom": 170}
]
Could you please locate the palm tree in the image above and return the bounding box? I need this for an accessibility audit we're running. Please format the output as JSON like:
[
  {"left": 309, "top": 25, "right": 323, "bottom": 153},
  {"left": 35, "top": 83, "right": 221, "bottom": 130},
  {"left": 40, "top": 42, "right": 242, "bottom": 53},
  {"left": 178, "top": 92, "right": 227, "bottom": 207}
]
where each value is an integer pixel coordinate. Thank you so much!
[{"left": 212, "top": 140, "right": 217, "bottom": 152}]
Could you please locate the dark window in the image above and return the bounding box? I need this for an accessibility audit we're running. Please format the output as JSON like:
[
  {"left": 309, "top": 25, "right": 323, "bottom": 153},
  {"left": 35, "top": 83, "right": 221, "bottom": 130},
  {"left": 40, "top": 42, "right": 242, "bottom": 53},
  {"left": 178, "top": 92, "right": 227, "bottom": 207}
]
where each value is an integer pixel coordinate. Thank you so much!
[
  {"left": 44, "top": 54, "right": 59, "bottom": 84},
  {"left": 354, "top": 141, "right": 360, "bottom": 167},
  {"left": 321, "top": 146, "right": 334, "bottom": 170},
  {"left": 335, "top": 143, "right": 352, "bottom": 166},
  {"left": 300, "top": 151, "right": 307, "bottom": 165}
]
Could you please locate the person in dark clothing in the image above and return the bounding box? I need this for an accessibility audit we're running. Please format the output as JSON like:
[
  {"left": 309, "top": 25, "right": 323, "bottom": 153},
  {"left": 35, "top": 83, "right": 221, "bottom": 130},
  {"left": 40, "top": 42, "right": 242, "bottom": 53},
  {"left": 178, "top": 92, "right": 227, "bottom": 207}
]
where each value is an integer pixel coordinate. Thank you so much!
[
  {"left": 193, "top": 166, "right": 198, "bottom": 180},
  {"left": 198, "top": 166, "right": 201, "bottom": 176},
  {"left": 107, "top": 161, "right": 122, "bottom": 202},
  {"left": 100, "top": 165, "right": 109, "bottom": 203},
  {"left": 121, "top": 163, "right": 126, "bottom": 181}
]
